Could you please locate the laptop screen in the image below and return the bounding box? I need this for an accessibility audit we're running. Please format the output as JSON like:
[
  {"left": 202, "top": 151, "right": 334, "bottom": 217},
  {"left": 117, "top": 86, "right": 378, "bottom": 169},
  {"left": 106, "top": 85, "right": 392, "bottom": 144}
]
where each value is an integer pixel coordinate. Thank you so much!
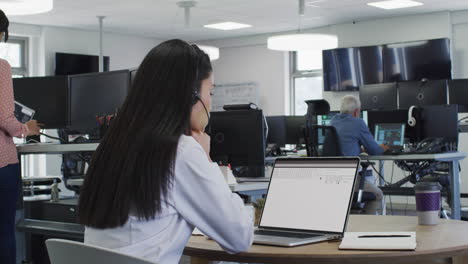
[
  {"left": 259, "top": 158, "right": 359, "bottom": 234},
  {"left": 374, "top": 123, "right": 405, "bottom": 146}
]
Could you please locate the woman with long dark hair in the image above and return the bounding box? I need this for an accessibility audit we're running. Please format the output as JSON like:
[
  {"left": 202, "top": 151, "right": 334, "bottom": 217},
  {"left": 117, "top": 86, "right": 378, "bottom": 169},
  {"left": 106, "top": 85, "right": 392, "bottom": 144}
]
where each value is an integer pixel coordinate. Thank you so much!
[
  {"left": 0, "top": 9, "right": 41, "bottom": 264},
  {"left": 79, "top": 39, "right": 253, "bottom": 263}
]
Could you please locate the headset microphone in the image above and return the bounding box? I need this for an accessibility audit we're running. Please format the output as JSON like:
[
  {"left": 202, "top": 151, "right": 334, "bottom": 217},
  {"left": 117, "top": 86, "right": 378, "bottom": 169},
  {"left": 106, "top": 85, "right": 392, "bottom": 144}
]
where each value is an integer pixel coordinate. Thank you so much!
[{"left": 194, "top": 93, "right": 211, "bottom": 126}]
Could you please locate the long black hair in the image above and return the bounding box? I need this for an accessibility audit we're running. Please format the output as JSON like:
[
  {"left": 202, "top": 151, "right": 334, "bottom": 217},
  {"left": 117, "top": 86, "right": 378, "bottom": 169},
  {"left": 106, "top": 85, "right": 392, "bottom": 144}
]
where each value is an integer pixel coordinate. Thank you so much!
[
  {"left": 0, "top": 9, "right": 9, "bottom": 42},
  {"left": 78, "top": 39, "right": 212, "bottom": 228}
]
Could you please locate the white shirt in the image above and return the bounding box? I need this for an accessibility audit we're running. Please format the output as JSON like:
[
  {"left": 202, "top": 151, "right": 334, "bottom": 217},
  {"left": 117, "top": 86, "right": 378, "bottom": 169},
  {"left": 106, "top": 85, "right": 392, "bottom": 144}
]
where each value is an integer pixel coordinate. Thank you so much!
[{"left": 84, "top": 135, "right": 254, "bottom": 264}]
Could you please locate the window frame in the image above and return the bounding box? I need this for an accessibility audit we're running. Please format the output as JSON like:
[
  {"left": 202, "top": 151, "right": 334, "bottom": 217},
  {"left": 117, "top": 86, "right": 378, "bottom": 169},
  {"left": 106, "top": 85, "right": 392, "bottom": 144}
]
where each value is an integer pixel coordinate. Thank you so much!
[
  {"left": 4, "top": 36, "right": 29, "bottom": 77},
  {"left": 290, "top": 51, "right": 323, "bottom": 115}
]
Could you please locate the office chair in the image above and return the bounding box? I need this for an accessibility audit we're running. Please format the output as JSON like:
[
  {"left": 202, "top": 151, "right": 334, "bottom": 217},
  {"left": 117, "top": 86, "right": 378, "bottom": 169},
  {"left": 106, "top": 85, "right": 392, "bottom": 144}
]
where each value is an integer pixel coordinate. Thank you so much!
[
  {"left": 45, "top": 239, "right": 155, "bottom": 264},
  {"left": 310, "top": 125, "right": 377, "bottom": 214}
]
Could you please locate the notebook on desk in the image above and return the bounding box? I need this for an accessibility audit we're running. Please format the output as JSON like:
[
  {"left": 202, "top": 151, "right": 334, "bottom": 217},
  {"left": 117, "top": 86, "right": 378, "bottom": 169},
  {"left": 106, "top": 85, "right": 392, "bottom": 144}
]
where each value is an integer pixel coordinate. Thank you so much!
[
  {"left": 339, "top": 232, "right": 417, "bottom": 250},
  {"left": 253, "top": 157, "right": 360, "bottom": 247}
]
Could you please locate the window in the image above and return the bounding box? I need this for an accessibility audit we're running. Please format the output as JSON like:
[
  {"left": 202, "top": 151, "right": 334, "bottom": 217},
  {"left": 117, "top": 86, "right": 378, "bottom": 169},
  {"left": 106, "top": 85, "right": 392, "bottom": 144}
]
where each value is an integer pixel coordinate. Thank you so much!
[
  {"left": 0, "top": 36, "right": 28, "bottom": 77},
  {"left": 291, "top": 50, "right": 323, "bottom": 115}
]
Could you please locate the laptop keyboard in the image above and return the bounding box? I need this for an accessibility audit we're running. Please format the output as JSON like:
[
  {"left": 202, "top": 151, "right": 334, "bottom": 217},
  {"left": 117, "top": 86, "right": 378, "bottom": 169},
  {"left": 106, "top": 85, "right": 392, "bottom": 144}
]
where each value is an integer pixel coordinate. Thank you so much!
[{"left": 255, "top": 229, "right": 321, "bottom": 239}]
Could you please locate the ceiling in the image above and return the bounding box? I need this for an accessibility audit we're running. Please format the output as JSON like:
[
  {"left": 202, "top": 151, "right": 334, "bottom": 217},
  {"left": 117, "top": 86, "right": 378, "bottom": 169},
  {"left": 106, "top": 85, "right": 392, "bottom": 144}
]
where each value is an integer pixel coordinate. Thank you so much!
[{"left": 8, "top": 0, "right": 468, "bottom": 41}]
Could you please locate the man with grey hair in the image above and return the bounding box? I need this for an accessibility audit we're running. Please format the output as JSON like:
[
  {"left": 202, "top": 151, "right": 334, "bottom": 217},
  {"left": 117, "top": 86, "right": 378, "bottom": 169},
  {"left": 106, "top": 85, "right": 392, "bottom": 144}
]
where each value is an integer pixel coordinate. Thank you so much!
[
  {"left": 330, "top": 95, "right": 389, "bottom": 215},
  {"left": 332, "top": 95, "right": 389, "bottom": 156}
]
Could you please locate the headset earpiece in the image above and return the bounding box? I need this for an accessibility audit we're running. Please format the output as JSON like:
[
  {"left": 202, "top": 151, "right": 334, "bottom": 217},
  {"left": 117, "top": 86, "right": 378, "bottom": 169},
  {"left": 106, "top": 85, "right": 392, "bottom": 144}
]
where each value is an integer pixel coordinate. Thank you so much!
[
  {"left": 408, "top": 106, "right": 417, "bottom": 127},
  {"left": 192, "top": 91, "right": 201, "bottom": 105}
]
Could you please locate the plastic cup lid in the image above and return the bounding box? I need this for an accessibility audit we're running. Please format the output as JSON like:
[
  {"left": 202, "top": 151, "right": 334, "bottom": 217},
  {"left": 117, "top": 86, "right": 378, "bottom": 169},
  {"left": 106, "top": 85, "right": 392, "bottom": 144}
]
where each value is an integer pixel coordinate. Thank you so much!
[{"left": 414, "top": 182, "right": 442, "bottom": 191}]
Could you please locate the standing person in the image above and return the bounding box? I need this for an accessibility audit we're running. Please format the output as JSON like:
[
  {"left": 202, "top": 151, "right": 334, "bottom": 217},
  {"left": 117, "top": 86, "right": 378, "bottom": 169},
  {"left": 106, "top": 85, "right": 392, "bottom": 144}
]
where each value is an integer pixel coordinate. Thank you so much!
[
  {"left": 0, "top": 9, "right": 42, "bottom": 264},
  {"left": 79, "top": 39, "right": 253, "bottom": 264}
]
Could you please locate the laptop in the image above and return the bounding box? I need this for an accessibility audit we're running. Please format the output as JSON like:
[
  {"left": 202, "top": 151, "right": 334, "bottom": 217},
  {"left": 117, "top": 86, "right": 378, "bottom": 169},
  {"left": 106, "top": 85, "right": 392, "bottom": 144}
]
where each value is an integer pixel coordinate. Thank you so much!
[
  {"left": 374, "top": 123, "right": 405, "bottom": 153},
  {"left": 253, "top": 157, "right": 360, "bottom": 247}
]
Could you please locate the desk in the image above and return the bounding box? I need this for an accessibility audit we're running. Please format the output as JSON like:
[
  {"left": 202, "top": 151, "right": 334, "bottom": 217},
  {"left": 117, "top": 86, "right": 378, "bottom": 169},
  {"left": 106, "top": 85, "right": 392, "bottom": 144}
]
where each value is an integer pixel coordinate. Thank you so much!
[
  {"left": 17, "top": 143, "right": 99, "bottom": 154},
  {"left": 361, "top": 152, "right": 468, "bottom": 220},
  {"left": 184, "top": 215, "right": 468, "bottom": 264}
]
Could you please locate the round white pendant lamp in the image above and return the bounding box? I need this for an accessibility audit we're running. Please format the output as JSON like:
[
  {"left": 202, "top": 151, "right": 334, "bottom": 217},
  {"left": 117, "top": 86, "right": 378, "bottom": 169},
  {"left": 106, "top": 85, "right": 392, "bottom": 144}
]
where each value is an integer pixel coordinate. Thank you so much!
[
  {"left": 0, "top": 0, "right": 54, "bottom": 16},
  {"left": 198, "top": 45, "right": 220, "bottom": 61},
  {"left": 267, "top": 0, "right": 338, "bottom": 51},
  {"left": 267, "top": 33, "right": 338, "bottom": 51}
]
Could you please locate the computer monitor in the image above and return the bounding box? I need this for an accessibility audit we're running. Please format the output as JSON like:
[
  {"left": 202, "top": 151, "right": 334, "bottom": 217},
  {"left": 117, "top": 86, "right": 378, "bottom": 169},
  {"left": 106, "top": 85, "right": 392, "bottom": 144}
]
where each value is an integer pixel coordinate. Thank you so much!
[
  {"left": 448, "top": 79, "right": 468, "bottom": 112},
  {"left": 13, "top": 76, "right": 69, "bottom": 128},
  {"left": 367, "top": 109, "right": 422, "bottom": 144},
  {"left": 420, "top": 105, "right": 458, "bottom": 145},
  {"left": 68, "top": 70, "right": 129, "bottom": 134},
  {"left": 359, "top": 82, "right": 397, "bottom": 110},
  {"left": 398, "top": 79, "right": 448, "bottom": 109},
  {"left": 374, "top": 123, "right": 405, "bottom": 146},
  {"left": 317, "top": 111, "right": 339, "bottom": 126},
  {"left": 209, "top": 110, "right": 265, "bottom": 177},
  {"left": 266, "top": 116, "right": 305, "bottom": 146},
  {"left": 55, "top": 52, "right": 110, "bottom": 75}
]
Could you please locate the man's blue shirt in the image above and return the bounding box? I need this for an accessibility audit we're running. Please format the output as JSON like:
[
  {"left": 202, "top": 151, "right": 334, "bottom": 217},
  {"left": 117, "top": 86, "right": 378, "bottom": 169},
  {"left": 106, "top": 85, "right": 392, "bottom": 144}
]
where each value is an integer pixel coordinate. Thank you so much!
[{"left": 330, "top": 113, "right": 384, "bottom": 156}]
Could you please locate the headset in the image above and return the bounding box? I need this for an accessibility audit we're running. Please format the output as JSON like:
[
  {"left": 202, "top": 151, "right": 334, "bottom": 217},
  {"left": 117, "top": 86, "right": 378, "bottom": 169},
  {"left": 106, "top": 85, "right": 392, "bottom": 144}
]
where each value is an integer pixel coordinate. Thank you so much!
[
  {"left": 193, "top": 88, "right": 210, "bottom": 124},
  {"left": 191, "top": 44, "right": 211, "bottom": 125},
  {"left": 408, "top": 105, "right": 417, "bottom": 127}
]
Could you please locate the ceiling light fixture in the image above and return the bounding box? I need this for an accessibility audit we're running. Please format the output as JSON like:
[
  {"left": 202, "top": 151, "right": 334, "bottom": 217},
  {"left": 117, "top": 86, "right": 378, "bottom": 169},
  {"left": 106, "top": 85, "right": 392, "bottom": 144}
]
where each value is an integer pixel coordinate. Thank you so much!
[
  {"left": 367, "top": 0, "right": 423, "bottom": 10},
  {"left": 267, "top": 0, "right": 338, "bottom": 51},
  {"left": 197, "top": 45, "right": 220, "bottom": 61},
  {"left": 0, "top": 0, "right": 54, "bottom": 16},
  {"left": 204, "top": 22, "right": 252, "bottom": 31}
]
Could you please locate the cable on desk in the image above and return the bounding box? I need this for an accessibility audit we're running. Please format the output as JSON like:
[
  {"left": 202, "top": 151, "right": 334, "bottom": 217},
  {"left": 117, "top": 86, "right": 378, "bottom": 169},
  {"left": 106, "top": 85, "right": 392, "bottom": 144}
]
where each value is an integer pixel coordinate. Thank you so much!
[{"left": 40, "top": 132, "right": 66, "bottom": 143}]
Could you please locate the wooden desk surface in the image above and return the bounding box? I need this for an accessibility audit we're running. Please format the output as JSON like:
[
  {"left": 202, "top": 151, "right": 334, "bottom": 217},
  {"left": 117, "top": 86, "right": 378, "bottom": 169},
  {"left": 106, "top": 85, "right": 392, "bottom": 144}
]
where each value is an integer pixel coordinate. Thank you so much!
[{"left": 184, "top": 215, "right": 468, "bottom": 264}]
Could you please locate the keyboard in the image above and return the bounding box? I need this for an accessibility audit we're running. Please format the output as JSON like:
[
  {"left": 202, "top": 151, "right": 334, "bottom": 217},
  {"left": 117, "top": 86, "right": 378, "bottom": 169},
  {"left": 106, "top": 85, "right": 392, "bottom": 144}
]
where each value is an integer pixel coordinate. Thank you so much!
[{"left": 255, "top": 229, "right": 321, "bottom": 239}]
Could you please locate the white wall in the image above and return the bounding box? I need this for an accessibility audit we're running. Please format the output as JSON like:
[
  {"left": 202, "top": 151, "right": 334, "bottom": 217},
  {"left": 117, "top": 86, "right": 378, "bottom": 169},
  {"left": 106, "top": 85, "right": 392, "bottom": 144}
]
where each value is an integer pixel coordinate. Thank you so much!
[{"left": 211, "top": 45, "right": 289, "bottom": 115}]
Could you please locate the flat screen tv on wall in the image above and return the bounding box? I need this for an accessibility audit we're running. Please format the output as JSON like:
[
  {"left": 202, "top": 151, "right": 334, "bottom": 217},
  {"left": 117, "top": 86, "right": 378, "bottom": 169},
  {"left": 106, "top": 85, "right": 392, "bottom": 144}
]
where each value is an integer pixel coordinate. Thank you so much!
[
  {"left": 383, "top": 38, "right": 451, "bottom": 82},
  {"left": 322, "top": 38, "right": 451, "bottom": 91}
]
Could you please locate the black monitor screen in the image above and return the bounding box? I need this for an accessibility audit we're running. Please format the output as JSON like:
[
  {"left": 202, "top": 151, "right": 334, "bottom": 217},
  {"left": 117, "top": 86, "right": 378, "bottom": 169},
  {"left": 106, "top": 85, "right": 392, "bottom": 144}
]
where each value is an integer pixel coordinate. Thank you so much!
[
  {"left": 383, "top": 38, "right": 451, "bottom": 82},
  {"left": 55, "top": 52, "right": 110, "bottom": 76},
  {"left": 398, "top": 79, "right": 448, "bottom": 109},
  {"left": 68, "top": 70, "right": 129, "bottom": 133},
  {"left": 323, "top": 48, "right": 360, "bottom": 91},
  {"left": 209, "top": 110, "right": 265, "bottom": 177},
  {"left": 448, "top": 79, "right": 468, "bottom": 112},
  {"left": 360, "top": 82, "right": 397, "bottom": 110},
  {"left": 13, "top": 76, "right": 69, "bottom": 128},
  {"left": 421, "top": 105, "right": 458, "bottom": 144},
  {"left": 266, "top": 116, "right": 305, "bottom": 146},
  {"left": 367, "top": 109, "right": 421, "bottom": 144}
]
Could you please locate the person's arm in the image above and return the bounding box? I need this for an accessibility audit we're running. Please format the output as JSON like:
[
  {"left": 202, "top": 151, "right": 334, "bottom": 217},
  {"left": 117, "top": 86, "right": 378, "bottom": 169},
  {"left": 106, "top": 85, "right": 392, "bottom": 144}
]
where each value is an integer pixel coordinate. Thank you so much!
[
  {"left": 358, "top": 120, "right": 384, "bottom": 155},
  {"left": 0, "top": 59, "right": 29, "bottom": 138},
  {"left": 173, "top": 140, "right": 254, "bottom": 254}
]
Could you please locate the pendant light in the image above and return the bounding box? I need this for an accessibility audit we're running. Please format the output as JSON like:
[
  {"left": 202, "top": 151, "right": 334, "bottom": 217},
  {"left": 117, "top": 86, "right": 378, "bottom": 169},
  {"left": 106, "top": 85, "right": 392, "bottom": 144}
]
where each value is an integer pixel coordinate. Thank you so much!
[
  {"left": 0, "top": 0, "right": 53, "bottom": 16},
  {"left": 267, "top": 0, "right": 337, "bottom": 51}
]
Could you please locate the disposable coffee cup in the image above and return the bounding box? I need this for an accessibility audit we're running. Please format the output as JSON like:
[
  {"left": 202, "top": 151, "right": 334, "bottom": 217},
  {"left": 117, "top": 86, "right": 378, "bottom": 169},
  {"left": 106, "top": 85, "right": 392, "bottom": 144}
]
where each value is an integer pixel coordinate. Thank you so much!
[{"left": 414, "top": 182, "right": 442, "bottom": 225}]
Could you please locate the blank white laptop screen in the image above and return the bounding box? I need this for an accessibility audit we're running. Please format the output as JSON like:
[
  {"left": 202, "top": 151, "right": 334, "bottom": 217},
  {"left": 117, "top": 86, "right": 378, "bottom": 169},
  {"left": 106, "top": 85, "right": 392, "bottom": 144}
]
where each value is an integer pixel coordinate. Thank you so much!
[{"left": 260, "top": 159, "right": 358, "bottom": 233}]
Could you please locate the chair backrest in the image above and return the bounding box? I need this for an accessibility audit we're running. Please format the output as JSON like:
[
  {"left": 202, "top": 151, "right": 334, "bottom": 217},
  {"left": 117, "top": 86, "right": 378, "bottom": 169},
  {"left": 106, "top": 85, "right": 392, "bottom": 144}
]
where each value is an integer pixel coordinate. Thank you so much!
[
  {"left": 46, "top": 239, "right": 155, "bottom": 264},
  {"left": 310, "top": 125, "right": 343, "bottom": 157}
]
